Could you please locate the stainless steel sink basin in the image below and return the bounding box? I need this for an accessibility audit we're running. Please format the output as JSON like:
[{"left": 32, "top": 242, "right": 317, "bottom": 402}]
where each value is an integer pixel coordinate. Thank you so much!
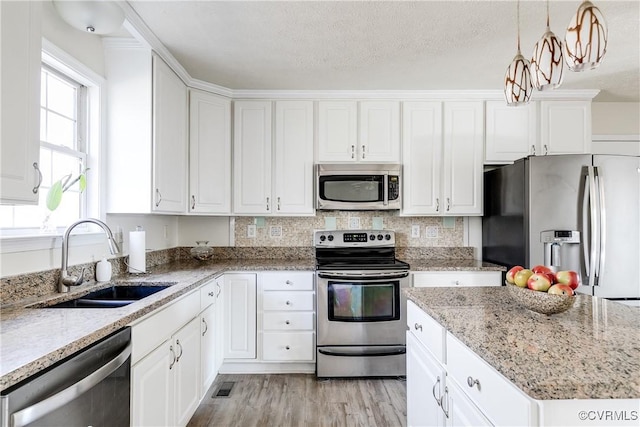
[{"left": 45, "top": 284, "right": 174, "bottom": 308}]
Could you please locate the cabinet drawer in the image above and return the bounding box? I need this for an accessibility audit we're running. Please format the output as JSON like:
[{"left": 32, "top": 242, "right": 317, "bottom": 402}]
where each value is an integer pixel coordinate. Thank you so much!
[
  {"left": 261, "top": 272, "right": 314, "bottom": 291},
  {"left": 446, "top": 334, "right": 533, "bottom": 426},
  {"left": 199, "top": 279, "right": 219, "bottom": 311},
  {"left": 263, "top": 312, "right": 314, "bottom": 331},
  {"left": 263, "top": 291, "right": 314, "bottom": 311},
  {"left": 262, "top": 332, "right": 315, "bottom": 361},
  {"left": 407, "top": 300, "right": 445, "bottom": 363},
  {"left": 412, "top": 271, "right": 501, "bottom": 287},
  {"left": 131, "top": 291, "right": 200, "bottom": 364}
]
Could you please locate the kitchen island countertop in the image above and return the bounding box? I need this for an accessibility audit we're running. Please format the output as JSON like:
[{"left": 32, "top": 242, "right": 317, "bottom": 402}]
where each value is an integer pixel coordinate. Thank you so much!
[
  {"left": 407, "top": 259, "right": 505, "bottom": 271},
  {"left": 405, "top": 286, "right": 640, "bottom": 401}
]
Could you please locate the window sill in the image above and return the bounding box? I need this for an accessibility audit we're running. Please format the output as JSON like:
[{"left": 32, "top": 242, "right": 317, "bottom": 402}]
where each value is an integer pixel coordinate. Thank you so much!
[{"left": 0, "top": 232, "right": 108, "bottom": 254}]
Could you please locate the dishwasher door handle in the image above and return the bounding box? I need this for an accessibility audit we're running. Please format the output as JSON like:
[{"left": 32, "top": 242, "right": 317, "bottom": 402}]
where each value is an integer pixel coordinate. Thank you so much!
[{"left": 12, "top": 342, "right": 132, "bottom": 427}]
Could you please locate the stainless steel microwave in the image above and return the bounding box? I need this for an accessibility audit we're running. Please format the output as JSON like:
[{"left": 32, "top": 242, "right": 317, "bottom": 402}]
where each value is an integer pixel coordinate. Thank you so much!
[{"left": 316, "top": 164, "right": 401, "bottom": 210}]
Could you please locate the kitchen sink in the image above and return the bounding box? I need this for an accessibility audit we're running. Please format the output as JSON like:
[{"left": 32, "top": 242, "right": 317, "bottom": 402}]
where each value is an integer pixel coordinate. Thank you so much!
[{"left": 45, "top": 284, "right": 174, "bottom": 308}]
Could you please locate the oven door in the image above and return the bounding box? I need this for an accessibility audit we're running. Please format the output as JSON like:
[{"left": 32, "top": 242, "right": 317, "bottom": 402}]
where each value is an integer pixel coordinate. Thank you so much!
[{"left": 316, "top": 270, "right": 409, "bottom": 347}]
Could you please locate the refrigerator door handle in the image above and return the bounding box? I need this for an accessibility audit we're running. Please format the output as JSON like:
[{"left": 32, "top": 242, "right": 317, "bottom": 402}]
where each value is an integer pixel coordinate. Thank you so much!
[
  {"left": 587, "top": 166, "right": 599, "bottom": 288},
  {"left": 581, "top": 172, "right": 590, "bottom": 277},
  {"left": 595, "top": 167, "right": 606, "bottom": 285}
]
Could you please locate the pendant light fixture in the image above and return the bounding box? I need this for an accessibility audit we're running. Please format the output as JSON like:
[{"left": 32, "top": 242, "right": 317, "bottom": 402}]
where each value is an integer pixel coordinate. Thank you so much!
[
  {"left": 504, "top": 0, "right": 533, "bottom": 106},
  {"left": 564, "top": 1, "right": 608, "bottom": 71},
  {"left": 531, "top": 0, "right": 564, "bottom": 90},
  {"left": 53, "top": 1, "right": 125, "bottom": 35}
]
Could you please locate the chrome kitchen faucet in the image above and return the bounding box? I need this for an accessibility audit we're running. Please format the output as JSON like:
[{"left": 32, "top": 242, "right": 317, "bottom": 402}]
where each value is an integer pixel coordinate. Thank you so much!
[{"left": 59, "top": 218, "right": 120, "bottom": 292}]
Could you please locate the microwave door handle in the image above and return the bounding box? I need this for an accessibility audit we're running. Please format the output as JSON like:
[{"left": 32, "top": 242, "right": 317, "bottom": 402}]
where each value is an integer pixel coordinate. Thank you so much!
[{"left": 383, "top": 174, "right": 389, "bottom": 206}]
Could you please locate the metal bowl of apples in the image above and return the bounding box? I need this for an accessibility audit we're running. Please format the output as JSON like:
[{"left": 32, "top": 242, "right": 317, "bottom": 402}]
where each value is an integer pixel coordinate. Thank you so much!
[{"left": 505, "top": 266, "right": 579, "bottom": 315}]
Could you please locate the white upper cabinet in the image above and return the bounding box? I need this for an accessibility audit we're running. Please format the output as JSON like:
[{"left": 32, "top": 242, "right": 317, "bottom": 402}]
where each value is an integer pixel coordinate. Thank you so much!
[
  {"left": 0, "top": 1, "right": 42, "bottom": 205},
  {"left": 233, "top": 101, "right": 273, "bottom": 214},
  {"left": 152, "top": 56, "right": 188, "bottom": 213},
  {"left": 317, "top": 100, "right": 400, "bottom": 163},
  {"left": 402, "top": 101, "right": 483, "bottom": 216},
  {"left": 188, "top": 90, "right": 231, "bottom": 214},
  {"left": 540, "top": 100, "right": 591, "bottom": 155},
  {"left": 359, "top": 101, "right": 400, "bottom": 162},
  {"left": 484, "top": 101, "right": 537, "bottom": 164},
  {"left": 233, "top": 100, "right": 314, "bottom": 216},
  {"left": 402, "top": 102, "right": 442, "bottom": 215},
  {"left": 105, "top": 46, "right": 187, "bottom": 214},
  {"left": 317, "top": 101, "right": 358, "bottom": 162},
  {"left": 443, "top": 101, "right": 484, "bottom": 215},
  {"left": 273, "top": 101, "right": 314, "bottom": 215}
]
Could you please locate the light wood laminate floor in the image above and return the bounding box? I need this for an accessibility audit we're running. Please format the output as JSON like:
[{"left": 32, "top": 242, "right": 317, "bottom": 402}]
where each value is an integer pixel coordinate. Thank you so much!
[{"left": 187, "top": 374, "right": 407, "bottom": 427}]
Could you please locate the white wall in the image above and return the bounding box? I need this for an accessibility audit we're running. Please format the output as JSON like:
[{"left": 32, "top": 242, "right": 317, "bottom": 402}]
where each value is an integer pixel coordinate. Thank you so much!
[{"left": 592, "top": 102, "right": 640, "bottom": 135}]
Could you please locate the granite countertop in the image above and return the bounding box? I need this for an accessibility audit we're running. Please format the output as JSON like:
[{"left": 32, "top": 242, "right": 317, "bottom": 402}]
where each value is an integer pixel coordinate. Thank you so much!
[
  {"left": 405, "top": 287, "right": 640, "bottom": 401},
  {"left": 407, "top": 259, "right": 506, "bottom": 271},
  {"left": 0, "top": 258, "right": 314, "bottom": 392}
]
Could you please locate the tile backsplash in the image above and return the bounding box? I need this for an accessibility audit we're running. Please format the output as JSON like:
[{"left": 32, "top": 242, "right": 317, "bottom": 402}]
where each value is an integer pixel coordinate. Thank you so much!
[{"left": 234, "top": 211, "right": 464, "bottom": 247}]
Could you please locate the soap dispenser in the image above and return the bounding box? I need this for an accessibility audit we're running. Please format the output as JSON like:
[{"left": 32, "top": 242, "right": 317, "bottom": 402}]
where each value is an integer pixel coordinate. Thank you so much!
[{"left": 96, "top": 258, "right": 112, "bottom": 282}]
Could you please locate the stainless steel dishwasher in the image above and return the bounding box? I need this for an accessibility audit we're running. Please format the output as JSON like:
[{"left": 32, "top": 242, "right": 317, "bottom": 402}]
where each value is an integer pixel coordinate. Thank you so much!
[{"left": 1, "top": 327, "right": 131, "bottom": 427}]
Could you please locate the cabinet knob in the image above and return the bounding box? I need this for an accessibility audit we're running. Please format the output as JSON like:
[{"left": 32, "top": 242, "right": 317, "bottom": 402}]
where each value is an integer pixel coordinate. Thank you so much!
[
  {"left": 285, "top": 346, "right": 290, "bottom": 350},
  {"left": 414, "top": 323, "right": 422, "bottom": 331},
  {"left": 467, "top": 376, "right": 481, "bottom": 390},
  {"left": 285, "top": 280, "right": 293, "bottom": 285},
  {"left": 208, "top": 291, "right": 215, "bottom": 297},
  {"left": 285, "top": 320, "right": 290, "bottom": 325},
  {"left": 285, "top": 300, "right": 291, "bottom": 306},
  {"left": 455, "top": 280, "right": 460, "bottom": 286}
]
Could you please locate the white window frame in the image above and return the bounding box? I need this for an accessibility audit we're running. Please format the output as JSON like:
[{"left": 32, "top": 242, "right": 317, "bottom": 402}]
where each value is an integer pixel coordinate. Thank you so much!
[{"left": 0, "top": 39, "right": 107, "bottom": 254}]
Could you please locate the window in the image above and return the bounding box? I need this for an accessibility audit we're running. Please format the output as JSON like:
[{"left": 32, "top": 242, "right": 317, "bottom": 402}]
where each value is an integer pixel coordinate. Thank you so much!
[{"left": 0, "top": 65, "right": 89, "bottom": 232}]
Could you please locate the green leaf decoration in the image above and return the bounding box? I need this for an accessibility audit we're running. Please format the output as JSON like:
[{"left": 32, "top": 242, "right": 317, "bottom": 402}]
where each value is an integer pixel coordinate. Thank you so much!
[
  {"left": 46, "top": 180, "right": 64, "bottom": 211},
  {"left": 78, "top": 174, "right": 87, "bottom": 192}
]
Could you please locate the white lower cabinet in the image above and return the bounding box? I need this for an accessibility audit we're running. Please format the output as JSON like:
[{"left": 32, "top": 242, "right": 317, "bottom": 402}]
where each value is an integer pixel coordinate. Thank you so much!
[
  {"left": 131, "top": 310, "right": 201, "bottom": 427},
  {"left": 224, "top": 273, "right": 257, "bottom": 359},
  {"left": 412, "top": 271, "right": 502, "bottom": 288},
  {"left": 199, "top": 277, "right": 224, "bottom": 396},
  {"left": 407, "top": 300, "right": 535, "bottom": 427}
]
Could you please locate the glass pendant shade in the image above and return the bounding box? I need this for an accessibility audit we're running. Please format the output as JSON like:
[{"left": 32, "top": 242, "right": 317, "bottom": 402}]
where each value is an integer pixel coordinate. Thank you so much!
[
  {"left": 504, "top": 50, "right": 533, "bottom": 106},
  {"left": 564, "top": 1, "right": 608, "bottom": 71},
  {"left": 531, "top": 29, "right": 564, "bottom": 90}
]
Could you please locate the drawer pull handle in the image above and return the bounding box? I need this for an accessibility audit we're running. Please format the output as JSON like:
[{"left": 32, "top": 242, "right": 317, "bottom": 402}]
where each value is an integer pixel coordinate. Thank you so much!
[
  {"left": 467, "top": 376, "right": 481, "bottom": 390},
  {"left": 455, "top": 280, "right": 460, "bottom": 286},
  {"left": 175, "top": 339, "right": 183, "bottom": 363},
  {"left": 285, "top": 301, "right": 291, "bottom": 305},
  {"left": 442, "top": 386, "right": 450, "bottom": 418},
  {"left": 432, "top": 376, "right": 442, "bottom": 406},
  {"left": 414, "top": 323, "right": 422, "bottom": 331},
  {"left": 285, "top": 320, "right": 290, "bottom": 325},
  {"left": 202, "top": 318, "right": 208, "bottom": 336},
  {"left": 285, "top": 346, "right": 290, "bottom": 350}
]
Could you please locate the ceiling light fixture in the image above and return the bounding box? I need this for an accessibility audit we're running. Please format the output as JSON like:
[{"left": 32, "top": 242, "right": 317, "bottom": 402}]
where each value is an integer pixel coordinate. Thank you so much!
[
  {"left": 531, "top": 0, "right": 564, "bottom": 90},
  {"left": 504, "top": 0, "right": 533, "bottom": 106},
  {"left": 53, "top": 0, "right": 125, "bottom": 35},
  {"left": 564, "top": 1, "right": 608, "bottom": 71}
]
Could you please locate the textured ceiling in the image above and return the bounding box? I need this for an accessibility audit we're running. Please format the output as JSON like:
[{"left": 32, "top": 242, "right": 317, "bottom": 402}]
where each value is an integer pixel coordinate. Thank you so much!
[{"left": 127, "top": 0, "right": 640, "bottom": 102}]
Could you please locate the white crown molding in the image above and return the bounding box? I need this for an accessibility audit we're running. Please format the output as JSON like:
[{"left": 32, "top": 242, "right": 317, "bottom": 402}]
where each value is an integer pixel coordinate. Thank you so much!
[
  {"left": 102, "top": 36, "right": 146, "bottom": 50},
  {"left": 189, "top": 78, "right": 234, "bottom": 98}
]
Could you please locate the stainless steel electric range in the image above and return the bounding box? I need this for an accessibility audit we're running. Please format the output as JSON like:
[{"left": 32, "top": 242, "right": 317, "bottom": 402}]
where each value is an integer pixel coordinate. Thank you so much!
[{"left": 314, "top": 229, "right": 410, "bottom": 378}]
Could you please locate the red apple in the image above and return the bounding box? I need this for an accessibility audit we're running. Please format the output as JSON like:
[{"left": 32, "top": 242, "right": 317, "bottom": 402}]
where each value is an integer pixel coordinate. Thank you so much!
[
  {"left": 556, "top": 270, "right": 580, "bottom": 290},
  {"left": 548, "top": 284, "right": 574, "bottom": 296},
  {"left": 527, "top": 273, "right": 552, "bottom": 292},
  {"left": 514, "top": 269, "right": 534, "bottom": 287},
  {"left": 506, "top": 266, "right": 524, "bottom": 284},
  {"left": 532, "top": 265, "right": 553, "bottom": 275},
  {"left": 543, "top": 271, "right": 556, "bottom": 284}
]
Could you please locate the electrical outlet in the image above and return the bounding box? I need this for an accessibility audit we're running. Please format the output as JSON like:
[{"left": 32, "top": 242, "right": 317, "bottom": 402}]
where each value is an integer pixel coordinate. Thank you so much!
[
  {"left": 247, "top": 225, "right": 256, "bottom": 238},
  {"left": 411, "top": 225, "right": 420, "bottom": 238},
  {"left": 426, "top": 225, "right": 439, "bottom": 238},
  {"left": 269, "top": 225, "right": 283, "bottom": 238},
  {"left": 349, "top": 217, "right": 361, "bottom": 230}
]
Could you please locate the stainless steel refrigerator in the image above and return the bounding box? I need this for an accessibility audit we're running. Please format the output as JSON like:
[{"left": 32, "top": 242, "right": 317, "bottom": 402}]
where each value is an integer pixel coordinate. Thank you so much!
[{"left": 483, "top": 154, "right": 640, "bottom": 303}]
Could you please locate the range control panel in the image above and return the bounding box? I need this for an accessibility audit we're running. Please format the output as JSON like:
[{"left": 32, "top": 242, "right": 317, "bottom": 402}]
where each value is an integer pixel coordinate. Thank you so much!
[{"left": 314, "top": 230, "right": 395, "bottom": 247}]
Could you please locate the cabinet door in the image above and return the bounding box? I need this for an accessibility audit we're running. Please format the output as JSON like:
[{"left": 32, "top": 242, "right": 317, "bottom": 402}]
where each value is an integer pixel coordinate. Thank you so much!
[
  {"left": 317, "top": 101, "right": 358, "bottom": 162},
  {"left": 173, "top": 317, "right": 201, "bottom": 427},
  {"left": 189, "top": 90, "right": 231, "bottom": 214},
  {"left": 200, "top": 304, "right": 217, "bottom": 396},
  {"left": 0, "top": 1, "right": 41, "bottom": 204},
  {"left": 131, "top": 340, "right": 174, "bottom": 427},
  {"left": 152, "top": 56, "right": 188, "bottom": 213},
  {"left": 447, "top": 381, "right": 493, "bottom": 427},
  {"left": 273, "top": 101, "right": 314, "bottom": 215},
  {"left": 402, "top": 102, "right": 443, "bottom": 215},
  {"left": 407, "top": 332, "right": 446, "bottom": 427},
  {"left": 540, "top": 101, "right": 591, "bottom": 155},
  {"left": 485, "top": 101, "right": 537, "bottom": 163},
  {"left": 359, "top": 101, "right": 400, "bottom": 162},
  {"left": 224, "top": 274, "right": 257, "bottom": 359},
  {"left": 233, "top": 101, "right": 272, "bottom": 214},
  {"left": 443, "top": 102, "right": 484, "bottom": 216},
  {"left": 214, "top": 278, "right": 225, "bottom": 373}
]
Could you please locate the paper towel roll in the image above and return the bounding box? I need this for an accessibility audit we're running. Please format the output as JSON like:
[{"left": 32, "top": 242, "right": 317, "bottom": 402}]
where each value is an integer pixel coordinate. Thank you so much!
[{"left": 129, "top": 229, "right": 146, "bottom": 273}]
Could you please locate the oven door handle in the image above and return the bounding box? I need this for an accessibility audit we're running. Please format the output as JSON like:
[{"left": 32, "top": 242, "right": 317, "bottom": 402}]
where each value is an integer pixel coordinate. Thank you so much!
[
  {"left": 318, "top": 347, "right": 406, "bottom": 357},
  {"left": 11, "top": 342, "right": 131, "bottom": 427},
  {"left": 317, "top": 271, "right": 409, "bottom": 281}
]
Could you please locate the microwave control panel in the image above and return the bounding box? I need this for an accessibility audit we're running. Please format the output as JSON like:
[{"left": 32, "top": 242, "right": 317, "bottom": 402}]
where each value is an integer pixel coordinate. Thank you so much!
[{"left": 388, "top": 176, "right": 400, "bottom": 200}]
